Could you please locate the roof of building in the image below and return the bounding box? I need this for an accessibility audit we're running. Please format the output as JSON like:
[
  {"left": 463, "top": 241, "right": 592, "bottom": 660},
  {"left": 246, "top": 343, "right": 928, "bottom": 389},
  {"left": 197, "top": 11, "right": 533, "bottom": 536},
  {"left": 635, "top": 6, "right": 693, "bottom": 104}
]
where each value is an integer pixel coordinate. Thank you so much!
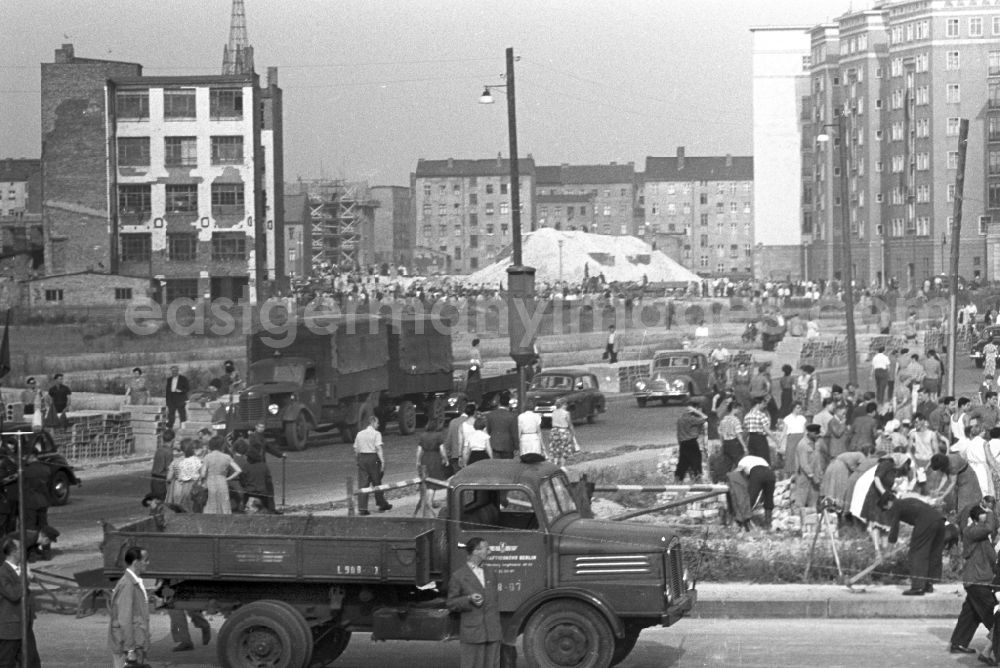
[
  {"left": 283, "top": 194, "right": 309, "bottom": 225},
  {"left": 112, "top": 74, "right": 256, "bottom": 87},
  {"left": 644, "top": 156, "right": 753, "bottom": 182},
  {"left": 0, "top": 159, "right": 40, "bottom": 182},
  {"left": 414, "top": 157, "right": 536, "bottom": 178},
  {"left": 536, "top": 194, "right": 594, "bottom": 204},
  {"left": 535, "top": 163, "right": 636, "bottom": 186}
]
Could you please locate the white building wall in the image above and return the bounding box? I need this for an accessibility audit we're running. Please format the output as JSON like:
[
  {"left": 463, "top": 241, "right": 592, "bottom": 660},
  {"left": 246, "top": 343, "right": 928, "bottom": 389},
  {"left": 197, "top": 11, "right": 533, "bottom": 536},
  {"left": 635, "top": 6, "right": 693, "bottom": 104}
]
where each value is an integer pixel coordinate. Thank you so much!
[{"left": 751, "top": 27, "right": 811, "bottom": 247}]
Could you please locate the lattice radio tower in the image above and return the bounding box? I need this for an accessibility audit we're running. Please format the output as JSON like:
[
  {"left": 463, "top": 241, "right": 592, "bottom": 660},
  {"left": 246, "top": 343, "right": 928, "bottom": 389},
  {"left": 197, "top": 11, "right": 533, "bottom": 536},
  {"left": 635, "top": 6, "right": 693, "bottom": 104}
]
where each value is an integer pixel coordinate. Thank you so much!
[{"left": 222, "top": 0, "right": 255, "bottom": 75}]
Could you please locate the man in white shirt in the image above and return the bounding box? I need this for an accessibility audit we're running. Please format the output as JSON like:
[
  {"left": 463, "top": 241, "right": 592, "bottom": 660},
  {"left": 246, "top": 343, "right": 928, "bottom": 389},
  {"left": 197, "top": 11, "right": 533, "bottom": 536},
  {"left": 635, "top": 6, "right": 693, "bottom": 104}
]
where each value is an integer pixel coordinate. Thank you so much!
[
  {"left": 353, "top": 416, "right": 392, "bottom": 515},
  {"left": 604, "top": 325, "right": 619, "bottom": 364},
  {"left": 733, "top": 455, "right": 776, "bottom": 531},
  {"left": 517, "top": 408, "right": 544, "bottom": 461},
  {"left": 871, "top": 346, "right": 891, "bottom": 404}
]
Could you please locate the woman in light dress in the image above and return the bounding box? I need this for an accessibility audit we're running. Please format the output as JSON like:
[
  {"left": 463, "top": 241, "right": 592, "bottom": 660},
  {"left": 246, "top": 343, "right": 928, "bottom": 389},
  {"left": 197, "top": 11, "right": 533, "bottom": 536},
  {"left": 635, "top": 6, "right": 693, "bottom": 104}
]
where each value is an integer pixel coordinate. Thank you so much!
[
  {"left": 200, "top": 436, "right": 242, "bottom": 514},
  {"left": 123, "top": 367, "right": 149, "bottom": 406},
  {"left": 166, "top": 440, "right": 202, "bottom": 512},
  {"left": 463, "top": 416, "right": 493, "bottom": 466},
  {"left": 780, "top": 401, "right": 807, "bottom": 477},
  {"left": 548, "top": 398, "right": 577, "bottom": 468}
]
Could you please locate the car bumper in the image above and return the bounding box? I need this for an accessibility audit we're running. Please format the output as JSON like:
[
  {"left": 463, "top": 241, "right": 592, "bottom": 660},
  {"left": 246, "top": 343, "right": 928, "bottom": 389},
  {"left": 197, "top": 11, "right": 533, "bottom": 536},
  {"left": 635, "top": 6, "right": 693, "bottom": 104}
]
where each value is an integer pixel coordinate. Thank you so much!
[
  {"left": 634, "top": 390, "right": 689, "bottom": 400},
  {"left": 661, "top": 588, "right": 697, "bottom": 627},
  {"left": 532, "top": 406, "right": 555, "bottom": 415},
  {"left": 971, "top": 352, "right": 984, "bottom": 360}
]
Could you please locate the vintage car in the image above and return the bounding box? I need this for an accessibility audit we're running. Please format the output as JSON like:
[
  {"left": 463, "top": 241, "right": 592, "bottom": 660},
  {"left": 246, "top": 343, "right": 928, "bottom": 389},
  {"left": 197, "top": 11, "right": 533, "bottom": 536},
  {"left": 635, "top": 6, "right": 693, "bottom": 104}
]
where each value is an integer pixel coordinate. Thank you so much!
[
  {"left": 970, "top": 325, "right": 1000, "bottom": 368},
  {"left": 444, "top": 364, "right": 520, "bottom": 420},
  {"left": 523, "top": 369, "right": 605, "bottom": 426},
  {"left": 633, "top": 350, "right": 712, "bottom": 407},
  {"left": 0, "top": 425, "right": 80, "bottom": 506}
]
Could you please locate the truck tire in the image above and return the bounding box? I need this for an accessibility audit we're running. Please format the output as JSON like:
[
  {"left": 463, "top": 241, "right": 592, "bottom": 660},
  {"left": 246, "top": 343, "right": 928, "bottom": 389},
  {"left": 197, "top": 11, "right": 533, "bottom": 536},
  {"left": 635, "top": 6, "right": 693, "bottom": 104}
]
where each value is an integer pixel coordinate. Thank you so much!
[
  {"left": 398, "top": 400, "right": 417, "bottom": 435},
  {"left": 310, "top": 623, "right": 351, "bottom": 667},
  {"left": 284, "top": 413, "right": 310, "bottom": 452},
  {"left": 425, "top": 396, "right": 445, "bottom": 432},
  {"left": 218, "top": 600, "right": 313, "bottom": 668},
  {"left": 51, "top": 470, "right": 71, "bottom": 506},
  {"left": 523, "top": 600, "right": 614, "bottom": 668},
  {"left": 610, "top": 627, "right": 641, "bottom": 666}
]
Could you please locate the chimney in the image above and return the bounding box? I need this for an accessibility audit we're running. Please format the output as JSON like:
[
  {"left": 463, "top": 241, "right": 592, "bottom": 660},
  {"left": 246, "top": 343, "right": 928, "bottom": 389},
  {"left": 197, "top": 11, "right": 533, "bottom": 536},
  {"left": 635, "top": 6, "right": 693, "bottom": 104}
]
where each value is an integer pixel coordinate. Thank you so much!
[
  {"left": 725, "top": 154, "right": 733, "bottom": 168},
  {"left": 677, "top": 146, "right": 685, "bottom": 170},
  {"left": 447, "top": 157, "right": 454, "bottom": 169},
  {"left": 56, "top": 44, "right": 74, "bottom": 63},
  {"left": 267, "top": 66, "right": 279, "bottom": 87}
]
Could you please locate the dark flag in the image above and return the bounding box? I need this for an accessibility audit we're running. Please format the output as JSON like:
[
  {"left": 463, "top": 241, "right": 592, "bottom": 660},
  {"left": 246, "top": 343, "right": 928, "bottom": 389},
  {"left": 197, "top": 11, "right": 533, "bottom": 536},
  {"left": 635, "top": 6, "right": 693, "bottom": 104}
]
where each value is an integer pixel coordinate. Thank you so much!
[{"left": 0, "top": 309, "right": 9, "bottom": 380}]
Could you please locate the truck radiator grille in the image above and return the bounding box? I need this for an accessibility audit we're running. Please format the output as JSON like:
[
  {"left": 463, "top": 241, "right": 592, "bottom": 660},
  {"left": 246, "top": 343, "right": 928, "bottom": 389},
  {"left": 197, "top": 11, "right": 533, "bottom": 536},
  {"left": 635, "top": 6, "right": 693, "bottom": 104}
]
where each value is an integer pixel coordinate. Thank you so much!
[
  {"left": 574, "top": 555, "right": 651, "bottom": 576},
  {"left": 667, "top": 541, "right": 684, "bottom": 599},
  {"left": 238, "top": 397, "right": 266, "bottom": 423}
]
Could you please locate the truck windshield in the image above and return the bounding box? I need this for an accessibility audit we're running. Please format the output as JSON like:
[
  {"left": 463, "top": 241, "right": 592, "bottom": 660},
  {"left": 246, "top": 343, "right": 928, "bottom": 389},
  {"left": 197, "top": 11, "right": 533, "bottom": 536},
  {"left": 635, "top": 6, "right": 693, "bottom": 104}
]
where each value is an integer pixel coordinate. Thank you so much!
[
  {"left": 539, "top": 476, "right": 578, "bottom": 523},
  {"left": 248, "top": 364, "right": 305, "bottom": 385},
  {"left": 654, "top": 356, "right": 690, "bottom": 369}
]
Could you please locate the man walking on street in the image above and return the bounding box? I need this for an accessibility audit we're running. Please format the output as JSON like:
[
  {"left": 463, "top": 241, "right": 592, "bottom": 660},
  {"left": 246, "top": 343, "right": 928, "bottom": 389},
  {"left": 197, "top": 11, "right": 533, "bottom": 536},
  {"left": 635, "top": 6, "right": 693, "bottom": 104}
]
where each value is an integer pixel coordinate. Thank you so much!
[
  {"left": 165, "top": 366, "right": 190, "bottom": 430},
  {"left": 676, "top": 399, "right": 707, "bottom": 483},
  {"left": 485, "top": 395, "right": 518, "bottom": 460},
  {"left": 447, "top": 537, "right": 502, "bottom": 668},
  {"left": 108, "top": 547, "right": 150, "bottom": 668},
  {"left": 0, "top": 538, "right": 40, "bottom": 667},
  {"left": 47, "top": 373, "right": 71, "bottom": 425},
  {"left": 949, "top": 503, "right": 1000, "bottom": 659},
  {"left": 604, "top": 325, "right": 619, "bottom": 364},
  {"left": 872, "top": 346, "right": 891, "bottom": 404},
  {"left": 353, "top": 416, "right": 392, "bottom": 515},
  {"left": 446, "top": 404, "right": 476, "bottom": 474}
]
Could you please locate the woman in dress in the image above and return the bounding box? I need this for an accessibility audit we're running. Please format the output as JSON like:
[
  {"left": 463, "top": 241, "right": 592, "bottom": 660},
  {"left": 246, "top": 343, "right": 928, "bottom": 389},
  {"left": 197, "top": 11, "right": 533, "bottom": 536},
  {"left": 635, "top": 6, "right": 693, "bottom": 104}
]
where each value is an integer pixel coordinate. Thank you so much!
[
  {"left": 985, "top": 340, "right": 999, "bottom": 381},
  {"left": 731, "top": 362, "right": 752, "bottom": 412},
  {"left": 548, "top": 397, "right": 577, "bottom": 468},
  {"left": 796, "top": 365, "right": 821, "bottom": 420},
  {"left": 717, "top": 400, "right": 746, "bottom": 473},
  {"left": 780, "top": 401, "right": 807, "bottom": 477},
  {"left": 777, "top": 365, "right": 796, "bottom": 419},
  {"left": 463, "top": 415, "right": 493, "bottom": 466},
  {"left": 123, "top": 367, "right": 149, "bottom": 406},
  {"left": 416, "top": 430, "right": 448, "bottom": 507},
  {"left": 823, "top": 403, "right": 850, "bottom": 472},
  {"left": 166, "top": 440, "right": 202, "bottom": 513},
  {"left": 820, "top": 451, "right": 867, "bottom": 512},
  {"left": 200, "top": 436, "right": 242, "bottom": 515}
]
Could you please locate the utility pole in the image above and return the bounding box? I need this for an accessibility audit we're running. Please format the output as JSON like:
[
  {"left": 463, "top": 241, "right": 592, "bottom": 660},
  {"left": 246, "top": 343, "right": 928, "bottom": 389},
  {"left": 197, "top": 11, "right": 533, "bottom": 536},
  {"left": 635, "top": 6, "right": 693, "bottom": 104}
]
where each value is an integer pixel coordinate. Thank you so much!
[
  {"left": 836, "top": 113, "right": 859, "bottom": 385},
  {"left": 946, "top": 119, "right": 970, "bottom": 397}
]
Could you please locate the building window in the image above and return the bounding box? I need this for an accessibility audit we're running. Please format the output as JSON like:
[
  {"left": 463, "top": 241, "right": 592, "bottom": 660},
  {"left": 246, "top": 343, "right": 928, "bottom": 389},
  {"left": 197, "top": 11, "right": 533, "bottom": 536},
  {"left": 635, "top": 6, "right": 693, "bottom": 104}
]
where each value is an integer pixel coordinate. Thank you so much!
[
  {"left": 729, "top": 244, "right": 738, "bottom": 259},
  {"left": 118, "top": 185, "right": 151, "bottom": 215},
  {"left": 915, "top": 86, "right": 929, "bottom": 105},
  {"left": 947, "top": 84, "right": 961, "bottom": 104},
  {"left": 916, "top": 217, "right": 930, "bottom": 237},
  {"left": 970, "top": 17, "right": 984, "bottom": 36},
  {"left": 165, "top": 279, "right": 198, "bottom": 302},
  {"left": 486, "top": 224, "right": 495, "bottom": 236},
  {"left": 114, "top": 287, "right": 134, "bottom": 301},
  {"left": 117, "top": 137, "right": 150, "bottom": 167},
  {"left": 891, "top": 155, "right": 905, "bottom": 173},
  {"left": 469, "top": 193, "right": 477, "bottom": 206},
  {"left": 485, "top": 202, "right": 494, "bottom": 215},
  {"left": 875, "top": 161, "right": 883, "bottom": 173},
  {"left": 469, "top": 213, "right": 478, "bottom": 226},
  {"left": 699, "top": 193, "right": 708, "bottom": 205},
  {"left": 603, "top": 205, "right": 611, "bottom": 217},
  {"left": 700, "top": 213, "right": 708, "bottom": 227},
  {"left": 950, "top": 151, "right": 961, "bottom": 170},
  {"left": 946, "top": 51, "right": 961, "bottom": 70},
  {"left": 164, "top": 136, "right": 197, "bottom": 166},
  {"left": 699, "top": 234, "right": 708, "bottom": 248},
  {"left": 991, "top": 82, "right": 1000, "bottom": 109},
  {"left": 947, "top": 18, "right": 959, "bottom": 37},
  {"left": 422, "top": 184, "right": 431, "bottom": 196},
  {"left": 119, "top": 233, "right": 152, "bottom": 262},
  {"left": 165, "top": 184, "right": 198, "bottom": 214},
  {"left": 500, "top": 183, "right": 508, "bottom": 195},
  {"left": 44, "top": 289, "right": 64, "bottom": 303},
  {"left": 947, "top": 117, "right": 961, "bottom": 136},
  {"left": 168, "top": 233, "right": 197, "bottom": 261},
  {"left": 211, "top": 232, "right": 247, "bottom": 261},
  {"left": 990, "top": 183, "right": 1000, "bottom": 209},
  {"left": 437, "top": 204, "right": 446, "bottom": 216},
  {"left": 916, "top": 153, "right": 929, "bottom": 170},
  {"left": 875, "top": 192, "right": 883, "bottom": 203},
  {"left": 948, "top": 184, "right": 956, "bottom": 202},
  {"left": 915, "top": 53, "right": 929, "bottom": 73},
  {"left": 916, "top": 118, "right": 929, "bottom": 138},
  {"left": 163, "top": 89, "right": 196, "bottom": 119},
  {"left": 211, "top": 183, "right": 245, "bottom": 216},
  {"left": 916, "top": 184, "right": 930, "bottom": 202},
  {"left": 211, "top": 136, "right": 244, "bottom": 164},
  {"left": 667, "top": 203, "right": 676, "bottom": 215},
  {"left": 209, "top": 88, "right": 243, "bottom": 119},
  {"left": 500, "top": 202, "right": 509, "bottom": 215},
  {"left": 116, "top": 90, "right": 149, "bottom": 120}
]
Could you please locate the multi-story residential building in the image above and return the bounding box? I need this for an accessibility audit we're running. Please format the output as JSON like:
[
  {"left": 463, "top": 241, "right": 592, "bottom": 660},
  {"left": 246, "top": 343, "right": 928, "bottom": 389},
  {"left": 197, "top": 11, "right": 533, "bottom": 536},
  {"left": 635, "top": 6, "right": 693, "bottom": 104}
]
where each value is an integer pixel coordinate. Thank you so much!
[
  {"left": 40, "top": 43, "right": 283, "bottom": 302},
  {"left": 283, "top": 193, "right": 309, "bottom": 279},
  {"left": 534, "top": 163, "right": 638, "bottom": 235},
  {"left": 642, "top": 148, "right": 755, "bottom": 278},
  {"left": 800, "top": 0, "right": 1000, "bottom": 289},
  {"left": 412, "top": 156, "right": 535, "bottom": 274},
  {"left": 370, "top": 185, "right": 415, "bottom": 269},
  {"left": 0, "top": 158, "right": 43, "bottom": 273}
]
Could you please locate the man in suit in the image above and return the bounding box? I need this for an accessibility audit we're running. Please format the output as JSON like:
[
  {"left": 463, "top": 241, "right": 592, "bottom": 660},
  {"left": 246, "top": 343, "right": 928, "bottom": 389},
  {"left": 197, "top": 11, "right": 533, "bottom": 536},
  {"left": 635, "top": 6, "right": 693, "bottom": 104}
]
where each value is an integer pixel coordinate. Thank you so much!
[
  {"left": 165, "top": 366, "right": 190, "bottom": 430},
  {"left": 447, "top": 537, "right": 501, "bottom": 668},
  {"left": 108, "top": 546, "right": 151, "bottom": 668},
  {"left": 485, "top": 394, "right": 519, "bottom": 460},
  {"left": 0, "top": 538, "right": 40, "bottom": 667}
]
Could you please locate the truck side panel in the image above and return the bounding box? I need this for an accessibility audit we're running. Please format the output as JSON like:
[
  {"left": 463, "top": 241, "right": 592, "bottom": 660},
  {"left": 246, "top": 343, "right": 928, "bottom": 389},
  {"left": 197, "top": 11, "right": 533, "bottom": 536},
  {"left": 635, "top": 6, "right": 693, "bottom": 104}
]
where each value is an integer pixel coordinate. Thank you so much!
[{"left": 386, "top": 316, "right": 453, "bottom": 395}]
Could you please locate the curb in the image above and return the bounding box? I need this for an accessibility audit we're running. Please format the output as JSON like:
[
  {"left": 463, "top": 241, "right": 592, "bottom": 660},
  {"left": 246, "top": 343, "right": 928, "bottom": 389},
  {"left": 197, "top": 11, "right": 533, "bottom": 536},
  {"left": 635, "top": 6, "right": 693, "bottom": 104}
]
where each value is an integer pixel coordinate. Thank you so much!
[{"left": 691, "top": 596, "right": 960, "bottom": 619}]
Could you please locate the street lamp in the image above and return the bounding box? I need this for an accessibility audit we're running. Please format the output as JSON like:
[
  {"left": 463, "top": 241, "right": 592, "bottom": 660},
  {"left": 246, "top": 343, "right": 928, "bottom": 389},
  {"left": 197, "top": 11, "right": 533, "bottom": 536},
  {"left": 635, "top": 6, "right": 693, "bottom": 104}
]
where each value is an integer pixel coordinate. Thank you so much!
[
  {"left": 816, "top": 113, "right": 859, "bottom": 386},
  {"left": 558, "top": 239, "right": 564, "bottom": 281},
  {"left": 479, "top": 47, "right": 535, "bottom": 413}
]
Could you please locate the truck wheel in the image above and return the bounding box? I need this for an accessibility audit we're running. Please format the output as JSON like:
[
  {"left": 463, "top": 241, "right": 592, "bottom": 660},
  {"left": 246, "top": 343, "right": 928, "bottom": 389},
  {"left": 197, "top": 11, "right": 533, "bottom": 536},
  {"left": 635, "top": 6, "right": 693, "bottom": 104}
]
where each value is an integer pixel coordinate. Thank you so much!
[
  {"left": 398, "top": 400, "right": 417, "bottom": 435},
  {"left": 636, "top": 398, "right": 647, "bottom": 408},
  {"left": 218, "top": 600, "right": 313, "bottom": 668},
  {"left": 50, "top": 470, "right": 71, "bottom": 506},
  {"left": 610, "top": 628, "right": 641, "bottom": 666},
  {"left": 284, "top": 414, "right": 310, "bottom": 452},
  {"left": 310, "top": 624, "right": 351, "bottom": 667},
  {"left": 523, "top": 600, "right": 614, "bottom": 668},
  {"left": 425, "top": 396, "right": 446, "bottom": 432}
]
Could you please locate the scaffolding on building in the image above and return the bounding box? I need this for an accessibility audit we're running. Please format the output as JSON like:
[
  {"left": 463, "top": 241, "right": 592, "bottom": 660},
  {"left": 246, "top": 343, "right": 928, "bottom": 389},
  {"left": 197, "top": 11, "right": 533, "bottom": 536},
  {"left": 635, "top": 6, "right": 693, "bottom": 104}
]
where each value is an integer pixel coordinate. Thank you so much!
[{"left": 296, "top": 179, "right": 376, "bottom": 272}]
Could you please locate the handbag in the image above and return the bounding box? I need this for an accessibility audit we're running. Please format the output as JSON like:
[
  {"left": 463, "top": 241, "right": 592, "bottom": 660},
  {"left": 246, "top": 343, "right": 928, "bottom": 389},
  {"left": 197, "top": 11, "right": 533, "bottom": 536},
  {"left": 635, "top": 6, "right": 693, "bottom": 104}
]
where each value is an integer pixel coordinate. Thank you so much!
[{"left": 190, "top": 481, "right": 209, "bottom": 511}]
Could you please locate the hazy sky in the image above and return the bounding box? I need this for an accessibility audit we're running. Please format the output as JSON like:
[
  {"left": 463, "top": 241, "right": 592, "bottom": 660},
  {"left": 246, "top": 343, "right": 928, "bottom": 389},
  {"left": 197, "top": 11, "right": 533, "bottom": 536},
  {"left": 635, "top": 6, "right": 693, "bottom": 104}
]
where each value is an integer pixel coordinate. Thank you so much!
[{"left": 1, "top": 0, "right": 854, "bottom": 187}]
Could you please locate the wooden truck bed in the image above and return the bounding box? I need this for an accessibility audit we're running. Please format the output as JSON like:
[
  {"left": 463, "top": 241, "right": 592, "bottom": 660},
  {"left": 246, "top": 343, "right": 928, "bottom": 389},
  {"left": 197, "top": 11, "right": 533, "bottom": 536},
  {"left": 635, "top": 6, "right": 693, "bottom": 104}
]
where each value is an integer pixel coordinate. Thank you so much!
[{"left": 102, "top": 515, "right": 440, "bottom": 586}]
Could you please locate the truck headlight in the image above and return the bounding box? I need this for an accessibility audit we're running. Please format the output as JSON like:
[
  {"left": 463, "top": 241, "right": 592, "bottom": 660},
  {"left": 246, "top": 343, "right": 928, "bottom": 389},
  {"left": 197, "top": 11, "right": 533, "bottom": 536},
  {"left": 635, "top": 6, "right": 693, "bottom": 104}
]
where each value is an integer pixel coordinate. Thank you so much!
[
  {"left": 673, "top": 380, "right": 686, "bottom": 390},
  {"left": 447, "top": 397, "right": 458, "bottom": 406},
  {"left": 212, "top": 423, "right": 227, "bottom": 431},
  {"left": 268, "top": 403, "right": 280, "bottom": 415},
  {"left": 635, "top": 381, "right": 646, "bottom": 390}
]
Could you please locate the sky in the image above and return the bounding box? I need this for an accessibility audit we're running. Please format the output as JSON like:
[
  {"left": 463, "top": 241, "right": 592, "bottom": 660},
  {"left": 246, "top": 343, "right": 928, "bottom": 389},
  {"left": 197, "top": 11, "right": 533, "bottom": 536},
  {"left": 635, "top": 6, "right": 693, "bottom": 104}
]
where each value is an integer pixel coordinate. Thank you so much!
[{"left": 1, "top": 0, "right": 857, "bottom": 187}]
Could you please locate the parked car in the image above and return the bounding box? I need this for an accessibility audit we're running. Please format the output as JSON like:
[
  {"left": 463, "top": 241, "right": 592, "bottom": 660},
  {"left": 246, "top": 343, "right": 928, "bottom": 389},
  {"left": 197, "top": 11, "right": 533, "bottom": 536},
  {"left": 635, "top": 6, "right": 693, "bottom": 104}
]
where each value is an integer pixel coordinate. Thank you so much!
[
  {"left": 0, "top": 424, "right": 80, "bottom": 506},
  {"left": 444, "top": 364, "right": 520, "bottom": 419},
  {"left": 633, "top": 350, "right": 712, "bottom": 407},
  {"left": 970, "top": 326, "right": 1000, "bottom": 368},
  {"left": 524, "top": 369, "right": 605, "bottom": 426}
]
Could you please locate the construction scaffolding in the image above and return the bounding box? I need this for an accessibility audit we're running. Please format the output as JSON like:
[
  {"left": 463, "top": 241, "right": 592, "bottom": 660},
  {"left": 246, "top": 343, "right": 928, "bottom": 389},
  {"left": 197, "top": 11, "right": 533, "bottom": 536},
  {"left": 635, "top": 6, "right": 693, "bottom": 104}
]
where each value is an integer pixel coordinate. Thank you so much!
[{"left": 294, "top": 179, "right": 377, "bottom": 272}]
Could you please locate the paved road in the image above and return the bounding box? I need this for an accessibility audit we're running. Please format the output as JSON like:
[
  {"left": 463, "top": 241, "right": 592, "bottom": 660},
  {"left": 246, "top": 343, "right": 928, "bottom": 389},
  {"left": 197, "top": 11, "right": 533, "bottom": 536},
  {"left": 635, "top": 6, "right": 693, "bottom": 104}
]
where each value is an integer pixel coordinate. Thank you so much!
[{"left": 31, "top": 615, "right": 968, "bottom": 667}]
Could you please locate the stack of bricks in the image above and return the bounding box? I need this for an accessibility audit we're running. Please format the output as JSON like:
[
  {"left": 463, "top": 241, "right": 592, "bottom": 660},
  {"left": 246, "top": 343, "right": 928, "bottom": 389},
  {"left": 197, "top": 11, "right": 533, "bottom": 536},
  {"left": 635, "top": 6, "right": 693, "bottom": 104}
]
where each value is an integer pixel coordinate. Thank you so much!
[{"left": 127, "top": 405, "right": 167, "bottom": 454}]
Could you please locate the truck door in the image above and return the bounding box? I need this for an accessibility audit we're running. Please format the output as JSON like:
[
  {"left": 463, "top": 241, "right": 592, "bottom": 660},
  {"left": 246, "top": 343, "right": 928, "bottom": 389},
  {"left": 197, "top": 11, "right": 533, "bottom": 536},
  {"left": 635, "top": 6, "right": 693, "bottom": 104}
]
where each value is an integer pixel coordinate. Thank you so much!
[{"left": 452, "top": 486, "right": 547, "bottom": 612}]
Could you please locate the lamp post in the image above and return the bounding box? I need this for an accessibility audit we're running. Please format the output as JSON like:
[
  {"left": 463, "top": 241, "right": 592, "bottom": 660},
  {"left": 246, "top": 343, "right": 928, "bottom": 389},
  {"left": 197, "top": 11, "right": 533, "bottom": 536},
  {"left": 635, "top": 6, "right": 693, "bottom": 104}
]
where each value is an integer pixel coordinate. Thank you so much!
[
  {"left": 558, "top": 239, "right": 564, "bottom": 281},
  {"left": 480, "top": 47, "right": 535, "bottom": 413},
  {"left": 817, "top": 113, "right": 859, "bottom": 385}
]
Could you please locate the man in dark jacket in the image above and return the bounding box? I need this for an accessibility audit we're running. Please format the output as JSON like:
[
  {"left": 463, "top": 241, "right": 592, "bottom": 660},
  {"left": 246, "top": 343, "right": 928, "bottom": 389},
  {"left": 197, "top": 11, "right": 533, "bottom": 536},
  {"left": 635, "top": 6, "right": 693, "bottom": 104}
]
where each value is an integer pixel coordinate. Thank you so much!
[
  {"left": 447, "top": 537, "right": 501, "bottom": 668},
  {"left": 882, "top": 493, "right": 947, "bottom": 595},
  {"left": 485, "top": 395, "right": 519, "bottom": 459},
  {"left": 164, "top": 366, "right": 190, "bottom": 430},
  {"left": 949, "top": 503, "right": 1000, "bottom": 656},
  {"left": 20, "top": 452, "right": 50, "bottom": 533},
  {"left": 0, "top": 538, "right": 39, "bottom": 667}
]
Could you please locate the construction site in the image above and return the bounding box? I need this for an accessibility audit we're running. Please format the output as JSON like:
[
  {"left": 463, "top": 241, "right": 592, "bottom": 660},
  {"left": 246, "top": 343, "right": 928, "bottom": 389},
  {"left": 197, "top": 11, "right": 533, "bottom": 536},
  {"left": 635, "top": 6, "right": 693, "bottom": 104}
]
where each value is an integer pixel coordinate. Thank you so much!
[{"left": 289, "top": 179, "right": 379, "bottom": 273}]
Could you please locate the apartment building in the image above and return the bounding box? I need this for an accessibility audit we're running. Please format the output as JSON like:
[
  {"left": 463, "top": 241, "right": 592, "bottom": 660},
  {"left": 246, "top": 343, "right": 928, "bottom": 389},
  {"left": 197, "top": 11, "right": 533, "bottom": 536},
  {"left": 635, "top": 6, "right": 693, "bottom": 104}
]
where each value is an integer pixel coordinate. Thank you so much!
[
  {"left": 0, "top": 158, "right": 43, "bottom": 273},
  {"left": 370, "top": 185, "right": 415, "bottom": 269},
  {"left": 801, "top": 0, "right": 1000, "bottom": 289},
  {"left": 534, "top": 163, "right": 638, "bottom": 235},
  {"left": 40, "top": 44, "right": 284, "bottom": 302},
  {"left": 412, "top": 156, "right": 535, "bottom": 275},
  {"left": 642, "top": 148, "right": 755, "bottom": 278}
]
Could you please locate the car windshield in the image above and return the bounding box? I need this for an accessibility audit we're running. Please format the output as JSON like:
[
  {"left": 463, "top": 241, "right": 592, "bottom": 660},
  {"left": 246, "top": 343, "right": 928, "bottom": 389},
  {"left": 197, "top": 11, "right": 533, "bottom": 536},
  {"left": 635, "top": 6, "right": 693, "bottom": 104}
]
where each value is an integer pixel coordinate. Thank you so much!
[
  {"left": 530, "top": 375, "right": 573, "bottom": 390},
  {"left": 654, "top": 356, "right": 690, "bottom": 369},
  {"left": 248, "top": 363, "right": 305, "bottom": 385}
]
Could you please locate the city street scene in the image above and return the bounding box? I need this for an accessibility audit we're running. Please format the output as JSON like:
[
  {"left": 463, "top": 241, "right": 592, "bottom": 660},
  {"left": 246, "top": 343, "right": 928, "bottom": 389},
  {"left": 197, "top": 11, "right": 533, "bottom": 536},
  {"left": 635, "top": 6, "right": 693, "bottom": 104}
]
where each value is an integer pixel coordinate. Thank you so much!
[{"left": 4, "top": 0, "right": 1000, "bottom": 666}]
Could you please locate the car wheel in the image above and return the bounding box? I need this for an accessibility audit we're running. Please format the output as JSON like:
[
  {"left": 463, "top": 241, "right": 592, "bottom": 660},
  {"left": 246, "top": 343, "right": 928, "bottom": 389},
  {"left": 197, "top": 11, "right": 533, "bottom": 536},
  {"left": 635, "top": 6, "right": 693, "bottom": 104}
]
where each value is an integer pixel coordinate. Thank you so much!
[{"left": 51, "top": 470, "right": 71, "bottom": 506}]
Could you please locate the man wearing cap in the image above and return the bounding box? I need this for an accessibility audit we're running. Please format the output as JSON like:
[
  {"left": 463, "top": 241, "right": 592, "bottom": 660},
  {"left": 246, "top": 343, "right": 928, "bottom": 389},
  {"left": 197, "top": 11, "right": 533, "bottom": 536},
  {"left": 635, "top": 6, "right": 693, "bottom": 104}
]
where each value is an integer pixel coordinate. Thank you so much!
[{"left": 675, "top": 400, "right": 707, "bottom": 483}]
